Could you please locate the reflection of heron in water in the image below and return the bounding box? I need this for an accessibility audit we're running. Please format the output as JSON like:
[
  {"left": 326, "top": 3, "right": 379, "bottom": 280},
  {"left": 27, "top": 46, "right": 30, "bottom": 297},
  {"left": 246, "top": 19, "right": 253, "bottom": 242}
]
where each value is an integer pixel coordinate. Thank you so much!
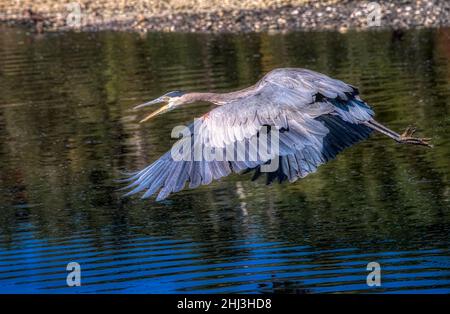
[{"left": 124, "top": 68, "right": 431, "bottom": 201}]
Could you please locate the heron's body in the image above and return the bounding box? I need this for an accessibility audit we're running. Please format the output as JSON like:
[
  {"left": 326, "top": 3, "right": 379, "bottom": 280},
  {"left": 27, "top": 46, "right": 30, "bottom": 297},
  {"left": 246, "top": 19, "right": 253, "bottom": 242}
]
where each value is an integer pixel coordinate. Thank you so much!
[{"left": 124, "top": 68, "right": 431, "bottom": 201}]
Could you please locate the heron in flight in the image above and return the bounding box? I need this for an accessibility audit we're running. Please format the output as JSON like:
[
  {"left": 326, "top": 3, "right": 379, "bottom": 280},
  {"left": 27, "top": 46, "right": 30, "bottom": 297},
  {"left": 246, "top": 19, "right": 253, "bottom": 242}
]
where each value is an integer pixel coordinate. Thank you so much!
[{"left": 124, "top": 68, "right": 431, "bottom": 201}]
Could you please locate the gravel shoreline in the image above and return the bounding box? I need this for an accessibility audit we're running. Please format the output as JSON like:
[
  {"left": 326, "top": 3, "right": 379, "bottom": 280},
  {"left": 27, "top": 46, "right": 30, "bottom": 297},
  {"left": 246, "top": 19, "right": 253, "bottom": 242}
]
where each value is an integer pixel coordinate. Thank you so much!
[{"left": 0, "top": 0, "right": 449, "bottom": 33}]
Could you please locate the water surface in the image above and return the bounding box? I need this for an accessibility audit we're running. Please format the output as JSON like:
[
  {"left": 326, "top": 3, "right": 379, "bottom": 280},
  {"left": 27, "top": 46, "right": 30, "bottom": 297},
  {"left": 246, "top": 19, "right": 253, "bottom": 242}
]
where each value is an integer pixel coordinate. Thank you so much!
[{"left": 0, "top": 26, "right": 449, "bottom": 293}]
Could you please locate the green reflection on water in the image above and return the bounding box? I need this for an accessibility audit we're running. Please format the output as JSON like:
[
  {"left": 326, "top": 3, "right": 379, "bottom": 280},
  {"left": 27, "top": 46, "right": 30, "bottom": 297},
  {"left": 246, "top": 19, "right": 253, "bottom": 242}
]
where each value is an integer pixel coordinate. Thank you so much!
[{"left": 0, "top": 26, "right": 449, "bottom": 250}]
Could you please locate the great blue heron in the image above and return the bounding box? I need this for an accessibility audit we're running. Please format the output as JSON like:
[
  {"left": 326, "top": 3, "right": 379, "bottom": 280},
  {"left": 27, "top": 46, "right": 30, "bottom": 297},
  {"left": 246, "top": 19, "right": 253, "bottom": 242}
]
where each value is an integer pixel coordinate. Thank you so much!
[{"left": 124, "top": 68, "right": 431, "bottom": 201}]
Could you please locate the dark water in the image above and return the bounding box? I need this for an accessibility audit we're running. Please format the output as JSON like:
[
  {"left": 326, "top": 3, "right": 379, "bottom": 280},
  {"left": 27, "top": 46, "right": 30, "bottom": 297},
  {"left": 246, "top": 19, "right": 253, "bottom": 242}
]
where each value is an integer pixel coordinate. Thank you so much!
[{"left": 0, "top": 26, "right": 449, "bottom": 294}]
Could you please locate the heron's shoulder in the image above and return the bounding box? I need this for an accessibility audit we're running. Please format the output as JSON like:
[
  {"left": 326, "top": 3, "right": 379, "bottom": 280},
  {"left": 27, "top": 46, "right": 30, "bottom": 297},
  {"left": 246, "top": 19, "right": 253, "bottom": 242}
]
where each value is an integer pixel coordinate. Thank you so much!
[
  {"left": 260, "top": 67, "right": 358, "bottom": 95},
  {"left": 262, "top": 67, "right": 334, "bottom": 81}
]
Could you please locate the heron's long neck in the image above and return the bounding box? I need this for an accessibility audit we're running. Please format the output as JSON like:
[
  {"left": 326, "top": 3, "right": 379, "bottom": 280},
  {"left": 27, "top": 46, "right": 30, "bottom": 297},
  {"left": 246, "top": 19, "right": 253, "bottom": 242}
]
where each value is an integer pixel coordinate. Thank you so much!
[
  {"left": 188, "top": 86, "right": 257, "bottom": 105},
  {"left": 186, "top": 93, "right": 225, "bottom": 105}
]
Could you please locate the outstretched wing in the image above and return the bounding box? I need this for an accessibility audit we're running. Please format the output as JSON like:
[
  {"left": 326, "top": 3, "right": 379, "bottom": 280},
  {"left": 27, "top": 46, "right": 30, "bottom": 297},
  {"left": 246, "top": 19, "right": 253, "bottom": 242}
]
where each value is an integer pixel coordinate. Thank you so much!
[
  {"left": 193, "top": 68, "right": 373, "bottom": 149},
  {"left": 123, "top": 68, "right": 374, "bottom": 200}
]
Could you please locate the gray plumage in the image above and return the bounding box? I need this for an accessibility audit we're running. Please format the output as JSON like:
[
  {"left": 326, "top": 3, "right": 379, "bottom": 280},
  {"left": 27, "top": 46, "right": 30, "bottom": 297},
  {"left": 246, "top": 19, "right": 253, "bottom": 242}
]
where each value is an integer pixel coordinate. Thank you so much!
[{"left": 124, "top": 68, "right": 431, "bottom": 201}]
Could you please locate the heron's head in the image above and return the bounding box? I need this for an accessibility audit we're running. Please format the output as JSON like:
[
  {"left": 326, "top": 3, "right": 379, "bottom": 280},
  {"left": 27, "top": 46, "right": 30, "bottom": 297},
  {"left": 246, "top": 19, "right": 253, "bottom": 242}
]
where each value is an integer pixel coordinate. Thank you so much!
[{"left": 134, "top": 90, "right": 187, "bottom": 123}]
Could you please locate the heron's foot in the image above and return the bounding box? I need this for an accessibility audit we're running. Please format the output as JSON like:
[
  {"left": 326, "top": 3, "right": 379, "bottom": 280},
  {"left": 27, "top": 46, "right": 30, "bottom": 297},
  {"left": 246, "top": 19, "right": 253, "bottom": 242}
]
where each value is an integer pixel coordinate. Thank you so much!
[{"left": 398, "top": 126, "right": 433, "bottom": 148}]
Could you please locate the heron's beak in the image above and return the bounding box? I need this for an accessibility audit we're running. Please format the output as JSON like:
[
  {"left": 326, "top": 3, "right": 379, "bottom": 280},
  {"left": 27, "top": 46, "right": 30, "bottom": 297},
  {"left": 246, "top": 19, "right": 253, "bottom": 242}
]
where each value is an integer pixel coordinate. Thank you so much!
[
  {"left": 133, "top": 97, "right": 165, "bottom": 110},
  {"left": 139, "top": 103, "right": 171, "bottom": 123},
  {"left": 133, "top": 96, "right": 173, "bottom": 123}
]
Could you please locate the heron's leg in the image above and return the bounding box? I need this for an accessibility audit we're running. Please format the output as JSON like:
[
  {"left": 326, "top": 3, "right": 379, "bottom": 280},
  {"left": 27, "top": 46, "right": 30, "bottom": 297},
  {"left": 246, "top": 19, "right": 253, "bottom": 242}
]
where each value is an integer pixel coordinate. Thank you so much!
[{"left": 365, "top": 119, "right": 432, "bottom": 148}]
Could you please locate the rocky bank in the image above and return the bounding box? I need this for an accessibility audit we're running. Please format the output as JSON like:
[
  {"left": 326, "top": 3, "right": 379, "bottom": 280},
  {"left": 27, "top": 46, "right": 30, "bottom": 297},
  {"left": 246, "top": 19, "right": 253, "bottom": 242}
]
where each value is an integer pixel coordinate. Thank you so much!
[{"left": 0, "top": 0, "right": 449, "bottom": 33}]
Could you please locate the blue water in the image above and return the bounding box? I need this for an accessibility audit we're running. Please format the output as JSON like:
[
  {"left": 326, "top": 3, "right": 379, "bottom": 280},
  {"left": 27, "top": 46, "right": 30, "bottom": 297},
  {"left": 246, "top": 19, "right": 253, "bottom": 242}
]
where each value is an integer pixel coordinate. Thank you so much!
[
  {"left": 0, "top": 225, "right": 448, "bottom": 293},
  {"left": 0, "top": 26, "right": 449, "bottom": 293}
]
